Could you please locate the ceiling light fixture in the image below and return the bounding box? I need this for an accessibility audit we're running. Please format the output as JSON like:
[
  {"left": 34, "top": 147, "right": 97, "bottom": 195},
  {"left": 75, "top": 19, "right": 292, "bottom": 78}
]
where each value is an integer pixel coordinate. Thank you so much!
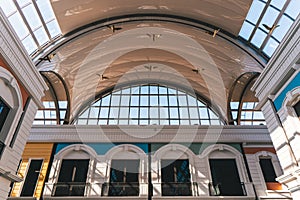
[
  {"left": 38, "top": 53, "right": 56, "bottom": 62},
  {"left": 107, "top": 25, "right": 122, "bottom": 33},
  {"left": 96, "top": 73, "right": 109, "bottom": 80},
  {"left": 147, "top": 34, "right": 162, "bottom": 41},
  {"left": 144, "top": 65, "right": 158, "bottom": 71}
]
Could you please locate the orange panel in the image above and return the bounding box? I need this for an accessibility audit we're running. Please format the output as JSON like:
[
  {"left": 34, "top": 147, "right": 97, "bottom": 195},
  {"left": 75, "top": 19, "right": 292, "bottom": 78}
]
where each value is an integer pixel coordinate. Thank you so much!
[
  {"left": 243, "top": 147, "right": 276, "bottom": 154},
  {"left": 266, "top": 182, "right": 282, "bottom": 190}
]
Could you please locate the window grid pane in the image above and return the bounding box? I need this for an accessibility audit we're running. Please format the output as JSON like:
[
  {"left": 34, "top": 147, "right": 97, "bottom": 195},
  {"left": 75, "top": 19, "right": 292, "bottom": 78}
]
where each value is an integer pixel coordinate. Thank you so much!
[{"left": 75, "top": 84, "right": 223, "bottom": 125}]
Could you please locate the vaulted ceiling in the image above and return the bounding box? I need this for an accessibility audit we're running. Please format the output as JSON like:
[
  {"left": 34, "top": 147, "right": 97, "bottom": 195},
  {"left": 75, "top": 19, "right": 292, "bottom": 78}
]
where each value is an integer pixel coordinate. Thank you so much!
[{"left": 37, "top": 0, "right": 264, "bottom": 122}]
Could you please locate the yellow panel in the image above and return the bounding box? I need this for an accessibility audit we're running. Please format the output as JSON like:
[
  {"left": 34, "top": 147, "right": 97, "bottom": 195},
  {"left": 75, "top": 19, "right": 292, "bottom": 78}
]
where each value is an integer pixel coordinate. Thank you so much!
[{"left": 11, "top": 143, "right": 54, "bottom": 198}]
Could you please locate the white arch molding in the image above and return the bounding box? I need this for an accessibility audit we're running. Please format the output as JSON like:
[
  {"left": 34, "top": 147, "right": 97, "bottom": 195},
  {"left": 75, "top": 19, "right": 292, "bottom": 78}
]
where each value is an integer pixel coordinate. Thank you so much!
[
  {"left": 200, "top": 144, "right": 250, "bottom": 192},
  {"left": 282, "top": 86, "right": 300, "bottom": 118},
  {"left": 254, "top": 151, "right": 283, "bottom": 191},
  {"left": 48, "top": 144, "right": 97, "bottom": 187},
  {"left": 0, "top": 66, "right": 23, "bottom": 149},
  {"left": 104, "top": 144, "right": 148, "bottom": 181},
  {"left": 152, "top": 144, "right": 198, "bottom": 196}
]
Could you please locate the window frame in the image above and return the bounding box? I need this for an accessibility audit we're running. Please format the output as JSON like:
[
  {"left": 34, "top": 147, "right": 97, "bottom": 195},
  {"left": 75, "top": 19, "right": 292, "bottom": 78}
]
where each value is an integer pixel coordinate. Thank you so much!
[
  {"left": 74, "top": 84, "right": 224, "bottom": 126},
  {"left": 0, "top": 67, "right": 23, "bottom": 159}
]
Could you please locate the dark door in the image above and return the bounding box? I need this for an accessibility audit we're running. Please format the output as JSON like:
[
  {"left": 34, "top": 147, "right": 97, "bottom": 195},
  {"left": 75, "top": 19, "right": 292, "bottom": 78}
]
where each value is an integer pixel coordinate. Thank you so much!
[
  {"left": 209, "top": 159, "right": 244, "bottom": 196},
  {"left": 54, "top": 159, "right": 89, "bottom": 196},
  {"left": 20, "top": 159, "right": 43, "bottom": 196},
  {"left": 161, "top": 159, "right": 192, "bottom": 196},
  {"left": 108, "top": 159, "right": 139, "bottom": 196},
  {"left": 259, "top": 158, "right": 277, "bottom": 182}
]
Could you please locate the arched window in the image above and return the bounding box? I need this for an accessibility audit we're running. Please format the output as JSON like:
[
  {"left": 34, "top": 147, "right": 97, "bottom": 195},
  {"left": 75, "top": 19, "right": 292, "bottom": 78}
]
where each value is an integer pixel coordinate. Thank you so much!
[
  {"left": 75, "top": 84, "right": 223, "bottom": 125},
  {"left": 201, "top": 144, "right": 250, "bottom": 197},
  {"left": 45, "top": 144, "right": 96, "bottom": 197},
  {"left": 0, "top": 67, "right": 23, "bottom": 157},
  {"left": 152, "top": 144, "right": 198, "bottom": 197}
]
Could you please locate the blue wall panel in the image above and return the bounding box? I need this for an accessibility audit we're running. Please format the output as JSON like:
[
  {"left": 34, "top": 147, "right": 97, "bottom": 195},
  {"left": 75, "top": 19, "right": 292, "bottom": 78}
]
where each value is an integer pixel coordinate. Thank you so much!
[{"left": 274, "top": 72, "right": 300, "bottom": 111}]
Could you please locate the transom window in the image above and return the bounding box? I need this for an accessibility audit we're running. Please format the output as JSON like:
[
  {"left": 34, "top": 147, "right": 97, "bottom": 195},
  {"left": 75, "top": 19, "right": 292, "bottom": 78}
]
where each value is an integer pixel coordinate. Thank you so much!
[{"left": 75, "top": 84, "right": 223, "bottom": 125}]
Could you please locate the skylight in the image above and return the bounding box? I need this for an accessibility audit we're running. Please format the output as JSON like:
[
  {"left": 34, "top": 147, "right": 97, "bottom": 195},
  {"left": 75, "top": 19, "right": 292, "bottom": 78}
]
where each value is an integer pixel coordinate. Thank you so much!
[
  {"left": 0, "top": 0, "right": 61, "bottom": 56},
  {"left": 239, "top": 0, "right": 300, "bottom": 59}
]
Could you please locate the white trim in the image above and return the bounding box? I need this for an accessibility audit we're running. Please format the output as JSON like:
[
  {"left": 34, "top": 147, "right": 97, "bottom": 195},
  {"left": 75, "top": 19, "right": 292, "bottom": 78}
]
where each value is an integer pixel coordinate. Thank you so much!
[
  {"left": 0, "top": 67, "right": 22, "bottom": 150},
  {"left": 103, "top": 144, "right": 148, "bottom": 197},
  {"left": 49, "top": 144, "right": 97, "bottom": 186},
  {"left": 254, "top": 151, "right": 283, "bottom": 192},
  {"left": 104, "top": 144, "right": 147, "bottom": 161},
  {"left": 281, "top": 86, "right": 300, "bottom": 118},
  {"left": 54, "top": 144, "right": 97, "bottom": 160},
  {"left": 201, "top": 144, "right": 250, "bottom": 192},
  {"left": 28, "top": 125, "right": 272, "bottom": 144},
  {"left": 152, "top": 144, "right": 197, "bottom": 196},
  {"left": 0, "top": 10, "right": 47, "bottom": 108}
]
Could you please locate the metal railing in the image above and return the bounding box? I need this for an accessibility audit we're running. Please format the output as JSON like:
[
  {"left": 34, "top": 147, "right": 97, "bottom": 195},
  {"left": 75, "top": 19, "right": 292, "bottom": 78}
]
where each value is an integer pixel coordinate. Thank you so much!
[
  {"left": 101, "top": 182, "right": 139, "bottom": 196},
  {"left": 208, "top": 182, "right": 247, "bottom": 196},
  {"left": 52, "top": 182, "right": 90, "bottom": 196},
  {"left": 161, "top": 182, "right": 195, "bottom": 196}
]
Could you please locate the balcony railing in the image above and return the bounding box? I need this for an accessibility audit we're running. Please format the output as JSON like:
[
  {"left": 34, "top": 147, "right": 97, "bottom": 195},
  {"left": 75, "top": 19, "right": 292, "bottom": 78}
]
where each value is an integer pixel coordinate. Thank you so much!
[
  {"left": 101, "top": 182, "right": 139, "bottom": 196},
  {"left": 209, "top": 182, "right": 247, "bottom": 196},
  {"left": 161, "top": 182, "right": 196, "bottom": 196},
  {"left": 52, "top": 182, "right": 90, "bottom": 196}
]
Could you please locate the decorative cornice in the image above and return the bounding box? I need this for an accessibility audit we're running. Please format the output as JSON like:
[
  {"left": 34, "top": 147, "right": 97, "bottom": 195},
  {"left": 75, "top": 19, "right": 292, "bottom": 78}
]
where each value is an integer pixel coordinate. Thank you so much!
[
  {"left": 252, "top": 15, "right": 300, "bottom": 104},
  {"left": 29, "top": 125, "right": 271, "bottom": 144},
  {"left": 0, "top": 10, "right": 47, "bottom": 107}
]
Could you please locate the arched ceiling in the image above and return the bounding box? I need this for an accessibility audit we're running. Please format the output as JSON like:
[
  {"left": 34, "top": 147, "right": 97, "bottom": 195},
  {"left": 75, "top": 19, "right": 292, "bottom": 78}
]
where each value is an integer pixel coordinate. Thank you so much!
[
  {"left": 36, "top": 1, "right": 264, "bottom": 122},
  {"left": 51, "top": 0, "right": 252, "bottom": 36}
]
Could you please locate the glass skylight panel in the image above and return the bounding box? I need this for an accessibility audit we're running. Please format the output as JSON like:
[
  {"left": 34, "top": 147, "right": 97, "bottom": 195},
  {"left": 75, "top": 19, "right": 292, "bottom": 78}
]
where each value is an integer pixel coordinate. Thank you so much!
[
  {"left": 251, "top": 29, "right": 267, "bottom": 48},
  {"left": 34, "top": 27, "right": 49, "bottom": 45},
  {"left": 36, "top": 0, "right": 55, "bottom": 21},
  {"left": 239, "top": 0, "right": 300, "bottom": 59},
  {"left": 246, "top": 0, "right": 265, "bottom": 23},
  {"left": 238, "top": 21, "right": 255, "bottom": 41},
  {"left": 272, "top": 15, "right": 293, "bottom": 41},
  {"left": 22, "top": 35, "right": 37, "bottom": 53},
  {"left": 270, "top": 0, "right": 285, "bottom": 10},
  {"left": 0, "top": 1, "right": 16, "bottom": 16},
  {"left": 258, "top": 6, "right": 279, "bottom": 29},
  {"left": 285, "top": 0, "right": 300, "bottom": 19},
  {"left": 8, "top": 12, "right": 29, "bottom": 39},
  {"left": 23, "top": 3, "right": 42, "bottom": 30},
  {"left": 16, "top": 0, "right": 31, "bottom": 7},
  {"left": 0, "top": 0, "right": 61, "bottom": 56},
  {"left": 263, "top": 37, "right": 279, "bottom": 57}
]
